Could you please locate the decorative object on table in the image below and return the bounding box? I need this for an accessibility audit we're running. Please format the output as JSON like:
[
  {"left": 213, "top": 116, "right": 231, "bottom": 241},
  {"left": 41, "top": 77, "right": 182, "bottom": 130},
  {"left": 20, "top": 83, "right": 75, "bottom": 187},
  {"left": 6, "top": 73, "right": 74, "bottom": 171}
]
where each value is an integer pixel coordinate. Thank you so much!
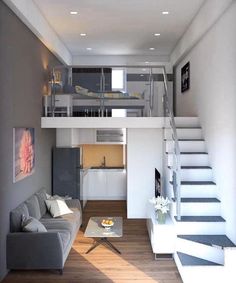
[
  {"left": 101, "top": 218, "right": 114, "bottom": 229},
  {"left": 181, "top": 61, "right": 190, "bottom": 93},
  {"left": 13, "top": 127, "right": 35, "bottom": 183},
  {"left": 149, "top": 196, "right": 170, "bottom": 224}
]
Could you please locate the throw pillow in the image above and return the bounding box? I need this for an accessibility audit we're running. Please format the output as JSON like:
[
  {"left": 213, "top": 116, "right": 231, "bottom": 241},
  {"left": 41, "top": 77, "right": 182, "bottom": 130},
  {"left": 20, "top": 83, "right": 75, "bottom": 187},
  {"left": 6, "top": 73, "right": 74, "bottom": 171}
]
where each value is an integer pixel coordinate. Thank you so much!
[
  {"left": 45, "top": 199, "right": 73, "bottom": 218},
  {"left": 21, "top": 216, "right": 47, "bottom": 232}
]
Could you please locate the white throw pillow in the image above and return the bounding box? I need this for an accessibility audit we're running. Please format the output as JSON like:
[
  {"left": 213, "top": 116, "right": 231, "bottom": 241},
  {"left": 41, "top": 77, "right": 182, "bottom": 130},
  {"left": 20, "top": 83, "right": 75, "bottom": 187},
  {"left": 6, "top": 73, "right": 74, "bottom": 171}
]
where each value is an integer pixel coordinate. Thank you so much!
[
  {"left": 21, "top": 216, "right": 47, "bottom": 232},
  {"left": 45, "top": 199, "right": 73, "bottom": 218}
]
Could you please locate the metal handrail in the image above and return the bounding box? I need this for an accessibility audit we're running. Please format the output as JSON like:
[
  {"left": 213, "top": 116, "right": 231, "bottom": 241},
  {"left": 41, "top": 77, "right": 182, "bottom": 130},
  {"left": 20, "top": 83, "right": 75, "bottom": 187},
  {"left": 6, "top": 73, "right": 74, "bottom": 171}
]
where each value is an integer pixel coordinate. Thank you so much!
[{"left": 162, "top": 67, "right": 181, "bottom": 220}]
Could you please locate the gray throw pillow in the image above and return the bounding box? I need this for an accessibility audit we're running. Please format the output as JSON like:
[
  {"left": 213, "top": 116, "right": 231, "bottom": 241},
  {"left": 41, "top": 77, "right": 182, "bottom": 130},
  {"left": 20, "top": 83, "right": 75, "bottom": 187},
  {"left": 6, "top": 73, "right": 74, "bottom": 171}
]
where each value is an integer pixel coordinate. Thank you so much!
[{"left": 21, "top": 216, "right": 47, "bottom": 232}]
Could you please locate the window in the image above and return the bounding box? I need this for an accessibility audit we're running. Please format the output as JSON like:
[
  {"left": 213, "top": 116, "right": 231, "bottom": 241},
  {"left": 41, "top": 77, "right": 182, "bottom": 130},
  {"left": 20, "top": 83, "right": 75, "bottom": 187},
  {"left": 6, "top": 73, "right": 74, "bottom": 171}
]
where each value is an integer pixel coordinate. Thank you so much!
[{"left": 112, "top": 69, "right": 125, "bottom": 91}]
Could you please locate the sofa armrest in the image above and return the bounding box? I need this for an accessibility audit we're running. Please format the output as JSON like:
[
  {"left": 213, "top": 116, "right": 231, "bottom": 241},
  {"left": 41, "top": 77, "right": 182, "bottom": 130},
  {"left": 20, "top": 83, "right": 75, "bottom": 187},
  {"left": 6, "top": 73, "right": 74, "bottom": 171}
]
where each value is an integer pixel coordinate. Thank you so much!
[{"left": 7, "top": 232, "right": 64, "bottom": 270}]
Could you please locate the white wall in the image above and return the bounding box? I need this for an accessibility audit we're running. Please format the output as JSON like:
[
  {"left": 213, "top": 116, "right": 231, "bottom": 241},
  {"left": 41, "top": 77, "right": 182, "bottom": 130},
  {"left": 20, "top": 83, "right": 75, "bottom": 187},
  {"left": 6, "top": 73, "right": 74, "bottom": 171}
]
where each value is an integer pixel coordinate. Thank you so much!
[
  {"left": 174, "top": 2, "right": 236, "bottom": 243},
  {"left": 127, "top": 129, "right": 163, "bottom": 218}
]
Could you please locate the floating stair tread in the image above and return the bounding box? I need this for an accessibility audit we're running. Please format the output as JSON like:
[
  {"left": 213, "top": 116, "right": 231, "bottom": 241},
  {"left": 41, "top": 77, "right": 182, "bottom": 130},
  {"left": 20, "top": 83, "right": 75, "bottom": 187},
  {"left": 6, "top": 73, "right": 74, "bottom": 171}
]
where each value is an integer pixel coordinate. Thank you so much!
[
  {"left": 172, "top": 198, "right": 220, "bottom": 203},
  {"left": 168, "top": 166, "right": 212, "bottom": 169},
  {"left": 177, "top": 235, "right": 236, "bottom": 248},
  {"left": 176, "top": 127, "right": 202, "bottom": 129},
  {"left": 174, "top": 216, "right": 225, "bottom": 222},
  {"left": 177, "top": 252, "right": 221, "bottom": 266},
  {"left": 164, "top": 139, "right": 205, "bottom": 141},
  {"left": 170, "top": 181, "right": 216, "bottom": 185},
  {"left": 166, "top": 152, "right": 208, "bottom": 154}
]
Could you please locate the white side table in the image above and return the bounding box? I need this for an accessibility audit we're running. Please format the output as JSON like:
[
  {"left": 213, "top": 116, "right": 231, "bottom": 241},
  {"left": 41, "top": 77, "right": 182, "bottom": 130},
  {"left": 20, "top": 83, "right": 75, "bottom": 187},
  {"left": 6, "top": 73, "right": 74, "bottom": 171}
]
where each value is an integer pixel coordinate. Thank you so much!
[{"left": 146, "top": 211, "right": 176, "bottom": 259}]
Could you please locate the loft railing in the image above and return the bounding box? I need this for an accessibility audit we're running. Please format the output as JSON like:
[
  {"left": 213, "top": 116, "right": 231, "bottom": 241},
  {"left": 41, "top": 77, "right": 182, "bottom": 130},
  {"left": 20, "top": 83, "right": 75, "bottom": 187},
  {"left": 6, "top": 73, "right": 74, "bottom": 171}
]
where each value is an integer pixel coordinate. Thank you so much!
[{"left": 162, "top": 67, "right": 181, "bottom": 221}]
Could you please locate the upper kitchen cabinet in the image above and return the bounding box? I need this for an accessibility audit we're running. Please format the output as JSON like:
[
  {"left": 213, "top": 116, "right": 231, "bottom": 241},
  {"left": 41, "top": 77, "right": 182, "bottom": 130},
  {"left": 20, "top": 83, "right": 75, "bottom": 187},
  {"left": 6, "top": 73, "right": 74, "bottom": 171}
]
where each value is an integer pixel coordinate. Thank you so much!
[
  {"left": 56, "top": 128, "right": 126, "bottom": 147},
  {"left": 72, "top": 68, "right": 112, "bottom": 92}
]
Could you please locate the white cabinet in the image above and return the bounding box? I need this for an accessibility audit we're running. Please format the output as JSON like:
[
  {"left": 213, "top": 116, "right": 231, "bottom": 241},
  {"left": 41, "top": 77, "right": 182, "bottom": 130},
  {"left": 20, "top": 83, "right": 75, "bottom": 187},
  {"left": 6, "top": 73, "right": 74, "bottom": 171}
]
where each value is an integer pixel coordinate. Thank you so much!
[
  {"left": 74, "top": 129, "right": 95, "bottom": 145},
  {"left": 106, "top": 171, "right": 126, "bottom": 199},
  {"left": 84, "top": 170, "right": 126, "bottom": 200},
  {"left": 146, "top": 212, "right": 176, "bottom": 258},
  {"left": 87, "top": 170, "right": 107, "bottom": 199}
]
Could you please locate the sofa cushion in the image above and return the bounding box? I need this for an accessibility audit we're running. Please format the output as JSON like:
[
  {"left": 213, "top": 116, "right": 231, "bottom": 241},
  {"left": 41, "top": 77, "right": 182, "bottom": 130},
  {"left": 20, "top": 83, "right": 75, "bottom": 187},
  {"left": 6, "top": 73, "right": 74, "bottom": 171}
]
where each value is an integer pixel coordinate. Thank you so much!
[
  {"left": 22, "top": 216, "right": 47, "bottom": 232},
  {"left": 40, "top": 218, "right": 74, "bottom": 235},
  {"left": 10, "top": 203, "right": 29, "bottom": 232},
  {"left": 45, "top": 199, "right": 73, "bottom": 218},
  {"left": 25, "top": 195, "right": 41, "bottom": 220},
  {"left": 35, "top": 188, "right": 47, "bottom": 217}
]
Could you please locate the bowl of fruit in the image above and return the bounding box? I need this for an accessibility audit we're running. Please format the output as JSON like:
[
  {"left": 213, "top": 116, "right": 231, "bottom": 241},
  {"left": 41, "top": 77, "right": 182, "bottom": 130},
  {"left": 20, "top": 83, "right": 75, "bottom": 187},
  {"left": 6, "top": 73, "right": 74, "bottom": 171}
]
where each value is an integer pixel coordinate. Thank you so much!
[{"left": 101, "top": 218, "right": 114, "bottom": 229}]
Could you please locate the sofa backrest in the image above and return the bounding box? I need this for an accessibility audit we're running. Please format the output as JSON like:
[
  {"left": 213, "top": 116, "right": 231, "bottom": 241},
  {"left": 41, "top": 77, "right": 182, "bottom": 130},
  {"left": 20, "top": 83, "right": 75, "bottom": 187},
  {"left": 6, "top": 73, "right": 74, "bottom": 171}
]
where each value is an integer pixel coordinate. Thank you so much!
[{"left": 10, "top": 188, "right": 48, "bottom": 232}]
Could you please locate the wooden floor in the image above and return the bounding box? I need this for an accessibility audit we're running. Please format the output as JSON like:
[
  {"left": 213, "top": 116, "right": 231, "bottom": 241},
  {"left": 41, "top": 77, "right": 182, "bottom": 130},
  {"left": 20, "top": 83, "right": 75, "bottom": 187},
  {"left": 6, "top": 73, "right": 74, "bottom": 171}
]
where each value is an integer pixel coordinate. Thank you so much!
[{"left": 4, "top": 201, "right": 182, "bottom": 283}]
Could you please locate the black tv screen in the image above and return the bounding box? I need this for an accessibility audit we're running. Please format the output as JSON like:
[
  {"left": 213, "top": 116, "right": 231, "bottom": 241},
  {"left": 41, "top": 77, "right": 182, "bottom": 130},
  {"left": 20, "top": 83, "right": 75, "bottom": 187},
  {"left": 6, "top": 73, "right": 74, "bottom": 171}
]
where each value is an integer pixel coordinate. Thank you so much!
[{"left": 155, "top": 168, "right": 161, "bottom": 197}]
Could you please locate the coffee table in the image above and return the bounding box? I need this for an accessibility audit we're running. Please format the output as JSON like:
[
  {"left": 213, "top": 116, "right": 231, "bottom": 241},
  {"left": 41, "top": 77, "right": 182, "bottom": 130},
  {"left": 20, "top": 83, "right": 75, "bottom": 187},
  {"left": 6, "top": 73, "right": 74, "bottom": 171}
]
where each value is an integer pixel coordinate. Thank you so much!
[{"left": 84, "top": 216, "right": 123, "bottom": 254}]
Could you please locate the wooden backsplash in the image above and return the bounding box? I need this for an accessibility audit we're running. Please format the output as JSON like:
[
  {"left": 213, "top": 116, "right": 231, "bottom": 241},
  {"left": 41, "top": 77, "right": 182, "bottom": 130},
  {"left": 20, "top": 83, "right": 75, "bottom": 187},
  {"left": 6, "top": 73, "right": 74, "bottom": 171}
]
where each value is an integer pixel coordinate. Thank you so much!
[{"left": 82, "top": 145, "right": 124, "bottom": 168}]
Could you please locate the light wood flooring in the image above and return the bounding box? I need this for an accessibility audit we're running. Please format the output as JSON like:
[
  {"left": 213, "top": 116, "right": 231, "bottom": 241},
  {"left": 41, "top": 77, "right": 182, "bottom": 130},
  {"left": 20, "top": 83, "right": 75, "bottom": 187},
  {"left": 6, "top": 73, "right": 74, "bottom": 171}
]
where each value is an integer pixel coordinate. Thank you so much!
[{"left": 3, "top": 201, "right": 182, "bottom": 283}]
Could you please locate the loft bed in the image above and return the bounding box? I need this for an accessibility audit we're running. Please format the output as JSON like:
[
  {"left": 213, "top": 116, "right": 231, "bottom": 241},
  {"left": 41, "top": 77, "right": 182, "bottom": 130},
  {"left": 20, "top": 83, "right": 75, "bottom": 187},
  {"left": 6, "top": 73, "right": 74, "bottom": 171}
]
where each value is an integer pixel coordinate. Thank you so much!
[{"left": 43, "top": 85, "right": 147, "bottom": 117}]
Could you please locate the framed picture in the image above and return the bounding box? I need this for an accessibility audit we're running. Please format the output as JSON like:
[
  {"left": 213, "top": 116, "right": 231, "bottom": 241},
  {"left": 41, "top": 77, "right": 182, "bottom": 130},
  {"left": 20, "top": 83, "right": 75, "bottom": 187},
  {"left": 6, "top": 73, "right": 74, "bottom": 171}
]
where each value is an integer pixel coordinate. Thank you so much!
[
  {"left": 181, "top": 62, "right": 190, "bottom": 93},
  {"left": 13, "top": 127, "right": 35, "bottom": 183}
]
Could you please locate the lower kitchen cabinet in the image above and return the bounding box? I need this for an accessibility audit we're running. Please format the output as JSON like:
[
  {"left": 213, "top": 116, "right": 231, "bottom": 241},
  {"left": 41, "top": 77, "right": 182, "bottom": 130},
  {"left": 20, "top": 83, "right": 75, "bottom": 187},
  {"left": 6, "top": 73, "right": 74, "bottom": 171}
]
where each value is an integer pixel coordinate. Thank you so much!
[{"left": 85, "top": 169, "right": 126, "bottom": 200}]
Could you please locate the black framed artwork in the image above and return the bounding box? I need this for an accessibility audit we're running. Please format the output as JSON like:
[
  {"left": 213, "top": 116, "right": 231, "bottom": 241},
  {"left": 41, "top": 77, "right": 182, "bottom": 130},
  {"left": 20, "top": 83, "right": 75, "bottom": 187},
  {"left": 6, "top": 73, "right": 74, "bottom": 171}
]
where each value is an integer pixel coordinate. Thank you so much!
[{"left": 181, "top": 62, "right": 190, "bottom": 93}]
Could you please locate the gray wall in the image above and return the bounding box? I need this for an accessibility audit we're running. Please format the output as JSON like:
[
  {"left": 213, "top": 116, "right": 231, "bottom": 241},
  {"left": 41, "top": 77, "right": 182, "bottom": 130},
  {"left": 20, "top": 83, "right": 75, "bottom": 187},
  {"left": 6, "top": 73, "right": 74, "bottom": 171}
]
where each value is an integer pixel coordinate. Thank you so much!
[
  {"left": 174, "top": 3, "right": 236, "bottom": 243},
  {"left": 0, "top": 2, "right": 60, "bottom": 280}
]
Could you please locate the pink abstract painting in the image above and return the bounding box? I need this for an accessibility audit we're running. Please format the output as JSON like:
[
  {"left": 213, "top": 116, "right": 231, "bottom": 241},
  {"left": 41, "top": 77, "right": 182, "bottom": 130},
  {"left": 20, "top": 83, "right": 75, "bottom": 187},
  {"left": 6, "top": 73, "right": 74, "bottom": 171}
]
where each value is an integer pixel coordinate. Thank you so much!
[{"left": 13, "top": 128, "right": 35, "bottom": 183}]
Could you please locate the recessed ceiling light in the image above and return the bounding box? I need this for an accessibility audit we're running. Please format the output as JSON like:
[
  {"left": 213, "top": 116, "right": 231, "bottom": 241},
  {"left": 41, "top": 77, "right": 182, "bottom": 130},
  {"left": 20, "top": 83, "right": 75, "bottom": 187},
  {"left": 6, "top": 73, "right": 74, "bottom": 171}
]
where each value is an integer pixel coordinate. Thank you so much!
[
  {"left": 149, "top": 47, "right": 155, "bottom": 51},
  {"left": 80, "top": 33, "right": 87, "bottom": 36},
  {"left": 140, "top": 74, "right": 144, "bottom": 77},
  {"left": 154, "top": 33, "right": 160, "bottom": 36},
  {"left": 145, "top": 61, "right": 149, "bottom": 64},
  {"left": 162, "top": 11, "right": 169, "bottom": 15},
  {"left": 86, "top": 47, "right": 92, "bottom": 51},
  {"left": 70, "top": 11, "right": 78, "bottom": 15}
]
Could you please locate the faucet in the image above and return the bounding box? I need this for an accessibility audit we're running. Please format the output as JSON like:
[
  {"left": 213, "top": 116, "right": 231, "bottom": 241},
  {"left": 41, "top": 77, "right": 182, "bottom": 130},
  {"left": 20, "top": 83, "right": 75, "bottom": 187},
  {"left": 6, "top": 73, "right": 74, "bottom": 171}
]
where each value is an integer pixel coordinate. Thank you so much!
[{"left": 101, "top": 156, "right": 106, "bottom": 167}]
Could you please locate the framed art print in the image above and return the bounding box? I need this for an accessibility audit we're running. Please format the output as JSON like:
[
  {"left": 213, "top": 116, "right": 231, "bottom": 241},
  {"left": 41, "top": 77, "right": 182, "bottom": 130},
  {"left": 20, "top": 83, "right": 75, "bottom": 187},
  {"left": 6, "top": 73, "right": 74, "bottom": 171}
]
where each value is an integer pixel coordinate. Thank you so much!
[
  {"left": 13, "top": 127, "right": 35, "bottom": 183},
  {"left": 181, "top": 62, "right": 190, "bottom": 93}
]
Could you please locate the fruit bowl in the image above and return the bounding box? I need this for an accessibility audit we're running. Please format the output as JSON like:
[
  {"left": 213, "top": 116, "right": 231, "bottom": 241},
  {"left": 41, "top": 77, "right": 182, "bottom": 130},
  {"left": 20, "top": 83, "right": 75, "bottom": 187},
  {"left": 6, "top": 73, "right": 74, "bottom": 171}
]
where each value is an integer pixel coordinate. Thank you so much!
[{"left": 101, "top": 219, "right": 114, "bottom": 229}]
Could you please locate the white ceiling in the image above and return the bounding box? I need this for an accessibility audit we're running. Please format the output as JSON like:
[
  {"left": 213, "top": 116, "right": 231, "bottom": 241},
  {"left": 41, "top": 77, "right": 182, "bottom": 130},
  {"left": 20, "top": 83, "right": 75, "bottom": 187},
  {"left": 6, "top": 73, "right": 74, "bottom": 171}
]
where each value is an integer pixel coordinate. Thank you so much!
[{"left": 33, "top": 0, "right": 205, "bottom": 57}]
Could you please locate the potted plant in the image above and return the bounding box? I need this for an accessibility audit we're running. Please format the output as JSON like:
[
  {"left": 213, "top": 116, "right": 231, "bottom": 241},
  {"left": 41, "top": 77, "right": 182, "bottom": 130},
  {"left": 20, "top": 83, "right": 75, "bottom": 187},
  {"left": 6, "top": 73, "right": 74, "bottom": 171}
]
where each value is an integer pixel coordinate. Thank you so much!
[{"left": 149, "top": 196, "right": 170, "bottom": 224}]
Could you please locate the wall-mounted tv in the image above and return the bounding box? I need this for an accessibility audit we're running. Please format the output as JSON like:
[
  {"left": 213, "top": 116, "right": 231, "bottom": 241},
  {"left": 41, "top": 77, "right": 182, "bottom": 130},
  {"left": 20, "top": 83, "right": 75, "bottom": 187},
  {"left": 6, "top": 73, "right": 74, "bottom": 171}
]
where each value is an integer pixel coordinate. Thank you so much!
[{"left": 155, "top": 168, "right": 161, "bottom": 197}]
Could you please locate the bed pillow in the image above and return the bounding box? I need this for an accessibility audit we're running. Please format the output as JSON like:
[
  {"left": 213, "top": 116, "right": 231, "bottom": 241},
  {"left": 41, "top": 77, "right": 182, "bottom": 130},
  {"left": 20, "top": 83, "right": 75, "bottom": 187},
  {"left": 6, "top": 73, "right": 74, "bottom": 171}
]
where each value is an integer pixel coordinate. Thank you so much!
[
  {"left": 75, "top": 85, "right": 89, "bottom": 95},
  {"left": 21, "top": 216, "right": 47, "bottom": 232},
  {"left": 45, "top": 199, "right": 73, "bottom": 218}
]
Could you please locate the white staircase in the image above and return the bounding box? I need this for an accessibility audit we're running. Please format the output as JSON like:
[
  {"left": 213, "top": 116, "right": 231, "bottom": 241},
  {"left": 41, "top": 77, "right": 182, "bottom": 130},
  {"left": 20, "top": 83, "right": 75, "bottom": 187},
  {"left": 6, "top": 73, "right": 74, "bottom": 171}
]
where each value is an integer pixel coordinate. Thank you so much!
[{"left": 165, "top": 117, "right": 236, "bottom": 283}]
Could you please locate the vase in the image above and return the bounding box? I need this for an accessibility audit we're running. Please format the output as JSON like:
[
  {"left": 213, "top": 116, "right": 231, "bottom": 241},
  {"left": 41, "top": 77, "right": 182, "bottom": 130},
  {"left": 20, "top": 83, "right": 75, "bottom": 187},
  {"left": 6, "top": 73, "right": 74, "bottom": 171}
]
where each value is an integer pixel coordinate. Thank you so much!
[{"left": 156, "top": 210, "right": 166, "bottom": 224}]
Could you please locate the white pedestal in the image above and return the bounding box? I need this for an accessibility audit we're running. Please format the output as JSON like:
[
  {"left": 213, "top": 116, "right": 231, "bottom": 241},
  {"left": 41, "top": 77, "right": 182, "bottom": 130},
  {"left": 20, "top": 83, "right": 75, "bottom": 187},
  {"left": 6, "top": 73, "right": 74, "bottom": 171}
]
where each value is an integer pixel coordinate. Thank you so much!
[{"left": 146, "top": 211, "right": 176, "bottom": 258}]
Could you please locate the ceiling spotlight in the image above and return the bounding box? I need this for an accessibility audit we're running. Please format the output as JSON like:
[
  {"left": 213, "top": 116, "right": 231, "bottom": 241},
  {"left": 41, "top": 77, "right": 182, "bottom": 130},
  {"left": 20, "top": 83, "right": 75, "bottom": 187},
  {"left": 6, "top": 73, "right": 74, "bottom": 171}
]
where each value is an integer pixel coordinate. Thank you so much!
[
  {"left": 80, "top": 33, "right": 87, "bottom": 36},
  {"left": 86, "top": 47, "right": 92, "bottom": 51},
  {"left": 70, "top": 11, "right": 78, "bottom": 15},
  {"left": 149, "top": 47, "right": 155, "bottom": 51},
  {"left": 145, "top": 61, "right": 149, "bottom": 64},
  {"left": 154, "top": 33, "right": 160, "bottom": 36},
  {"left": 140, "top": 74, "right": 144, "bottom": 77},
  {"left": 162, "top": 11, "right": 169, "bottom": 15}
]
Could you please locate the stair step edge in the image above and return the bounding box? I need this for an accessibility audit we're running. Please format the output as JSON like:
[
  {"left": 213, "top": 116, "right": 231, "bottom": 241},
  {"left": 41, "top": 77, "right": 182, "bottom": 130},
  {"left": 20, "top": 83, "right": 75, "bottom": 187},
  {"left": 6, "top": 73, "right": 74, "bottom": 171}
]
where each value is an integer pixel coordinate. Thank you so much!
[
  {"left": 168, "top": 166, "right": 212, "bottom": 169},
  {"left": 177, "top": 252, "right": 222, "bottom": 266},
  {"left": 177, "top": 235, "right": 236, "bottom": 248},
  {"left": 172, "top": 197, "right": 220, "bottom": 203},
  {"left": 174, "top": 216, "right": 225, "bottom": 222},
  {"left": 170, "top": 181, "right": 216, "bottom": 185}
]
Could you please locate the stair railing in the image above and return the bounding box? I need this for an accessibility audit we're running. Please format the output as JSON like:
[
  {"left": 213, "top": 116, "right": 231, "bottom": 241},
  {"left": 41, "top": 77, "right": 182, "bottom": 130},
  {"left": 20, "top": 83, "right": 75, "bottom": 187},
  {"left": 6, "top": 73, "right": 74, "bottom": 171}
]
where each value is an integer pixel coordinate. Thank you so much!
[{"left": 162, "top": 67, "right": 182, "bottom": 220}]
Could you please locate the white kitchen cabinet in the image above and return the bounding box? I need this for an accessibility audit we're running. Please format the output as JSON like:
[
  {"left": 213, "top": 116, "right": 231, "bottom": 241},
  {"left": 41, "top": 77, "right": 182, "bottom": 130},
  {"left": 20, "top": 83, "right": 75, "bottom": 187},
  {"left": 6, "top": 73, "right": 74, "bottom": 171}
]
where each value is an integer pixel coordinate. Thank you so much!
[
  {"left": 106, "top": 171, "right": 126, "bottom": 199},
  {"left": 85, "top": 169, "right": 126, "bottom": 200},
  {"left": 74, "top": 129, "right": 95, "bottom": 145},
  {"left": 87, "top": 170, "right": 107, "bottom": 200}
]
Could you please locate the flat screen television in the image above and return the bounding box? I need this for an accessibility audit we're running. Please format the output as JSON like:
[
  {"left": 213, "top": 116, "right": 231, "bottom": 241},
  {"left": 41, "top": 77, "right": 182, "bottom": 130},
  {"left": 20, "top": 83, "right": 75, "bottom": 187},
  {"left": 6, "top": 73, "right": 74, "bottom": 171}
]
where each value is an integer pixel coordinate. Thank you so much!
[{"left": 155, "top": 168, "right": 161, "bottom": 197}]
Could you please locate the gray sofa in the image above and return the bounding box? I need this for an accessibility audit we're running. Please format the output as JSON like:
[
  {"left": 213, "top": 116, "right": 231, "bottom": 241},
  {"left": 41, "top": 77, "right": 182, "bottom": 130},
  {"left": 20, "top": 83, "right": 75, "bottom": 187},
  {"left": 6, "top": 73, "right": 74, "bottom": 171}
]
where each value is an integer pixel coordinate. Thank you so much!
[{"left": 7, "top": 188, "right": 82, "bottom": 273}]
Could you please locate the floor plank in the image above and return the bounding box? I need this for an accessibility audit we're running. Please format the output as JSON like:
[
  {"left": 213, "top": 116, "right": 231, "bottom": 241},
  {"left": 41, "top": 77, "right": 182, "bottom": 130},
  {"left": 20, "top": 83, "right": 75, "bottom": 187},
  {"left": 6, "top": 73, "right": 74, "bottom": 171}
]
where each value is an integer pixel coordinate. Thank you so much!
[{"left": 3, "top": 201, "right": 182, "bottom": 283}]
